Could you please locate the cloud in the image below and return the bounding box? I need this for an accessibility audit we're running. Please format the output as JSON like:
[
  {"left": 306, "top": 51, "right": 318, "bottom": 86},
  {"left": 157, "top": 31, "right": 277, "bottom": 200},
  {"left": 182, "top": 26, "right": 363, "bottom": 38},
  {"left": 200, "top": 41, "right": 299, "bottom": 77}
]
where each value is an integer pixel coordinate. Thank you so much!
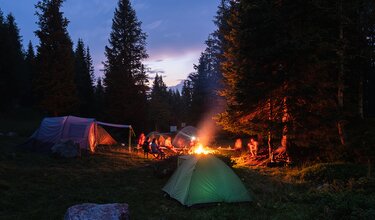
[
  {"left": 147, "top": 68, "right": 165, "bottom": 75},
  {"left": 145, "top": 20, "right": 163, "bottom": 30},
  {"left": 144, "top": 50, "right": 202, "bottom": 86},
  {"left": 147, "top": 46, "right": 204, "bottom": 60}
]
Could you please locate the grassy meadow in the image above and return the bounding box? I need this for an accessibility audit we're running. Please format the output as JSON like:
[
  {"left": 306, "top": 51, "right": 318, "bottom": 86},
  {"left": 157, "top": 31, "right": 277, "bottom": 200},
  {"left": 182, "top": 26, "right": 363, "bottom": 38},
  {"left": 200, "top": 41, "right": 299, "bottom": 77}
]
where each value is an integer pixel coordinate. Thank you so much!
[{"left": 0, "top": 117, "right": 374, "bottom": 219}]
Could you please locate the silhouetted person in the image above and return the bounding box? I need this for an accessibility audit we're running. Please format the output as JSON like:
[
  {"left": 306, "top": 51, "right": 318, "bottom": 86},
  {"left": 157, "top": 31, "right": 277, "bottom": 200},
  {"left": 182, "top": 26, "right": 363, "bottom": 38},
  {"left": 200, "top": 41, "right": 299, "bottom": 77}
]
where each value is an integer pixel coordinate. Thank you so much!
[{"left": 142, "top": 137, "right": 151, "bottom": 158}]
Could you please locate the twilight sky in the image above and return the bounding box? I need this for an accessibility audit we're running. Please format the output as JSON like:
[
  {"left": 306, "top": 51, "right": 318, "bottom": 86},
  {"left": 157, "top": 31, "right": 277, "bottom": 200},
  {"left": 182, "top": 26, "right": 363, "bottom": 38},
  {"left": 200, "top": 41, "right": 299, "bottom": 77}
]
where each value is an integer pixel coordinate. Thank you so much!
[{"left": 0, "top": 0, "right": 219, "bottom": 86}]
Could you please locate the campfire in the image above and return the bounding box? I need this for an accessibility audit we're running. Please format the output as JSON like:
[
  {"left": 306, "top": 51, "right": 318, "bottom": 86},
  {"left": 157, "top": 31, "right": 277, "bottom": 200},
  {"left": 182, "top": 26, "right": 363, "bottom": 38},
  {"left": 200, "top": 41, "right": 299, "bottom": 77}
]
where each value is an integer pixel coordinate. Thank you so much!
[{"left": 190, "top": 143, "right": 214, "bottom": 155}]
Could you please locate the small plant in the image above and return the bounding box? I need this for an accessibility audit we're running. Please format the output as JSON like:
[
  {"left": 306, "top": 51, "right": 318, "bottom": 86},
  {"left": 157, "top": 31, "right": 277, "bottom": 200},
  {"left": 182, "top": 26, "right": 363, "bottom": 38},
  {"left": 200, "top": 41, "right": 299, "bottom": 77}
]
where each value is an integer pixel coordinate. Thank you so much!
[{"left": 296, "top": 163, "right": 367, "bottom": 182}]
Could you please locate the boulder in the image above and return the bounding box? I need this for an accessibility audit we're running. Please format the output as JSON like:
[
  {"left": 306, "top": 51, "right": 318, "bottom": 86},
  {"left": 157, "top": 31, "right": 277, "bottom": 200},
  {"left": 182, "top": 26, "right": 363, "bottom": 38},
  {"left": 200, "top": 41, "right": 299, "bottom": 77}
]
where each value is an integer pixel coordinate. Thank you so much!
[
  {"left": 64, "top": 203, "right": 129, "bottom": 220},
  {"left": 6, "top": 131, "right": 17, "bottom": 137},
  {"left": 51, "top": 140, "right": 80, "bottom": 158}
]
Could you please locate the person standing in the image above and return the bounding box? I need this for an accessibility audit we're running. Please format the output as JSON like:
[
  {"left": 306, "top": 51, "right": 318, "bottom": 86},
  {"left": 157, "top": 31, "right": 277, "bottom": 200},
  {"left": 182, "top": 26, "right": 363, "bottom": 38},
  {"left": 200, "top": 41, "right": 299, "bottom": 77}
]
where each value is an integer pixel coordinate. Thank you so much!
[
  {"left": 165, "top": 136, "right": 177, "bottom": 154},
  {"left": 136, "top": 133, "right": 145, "bottom": 152}
]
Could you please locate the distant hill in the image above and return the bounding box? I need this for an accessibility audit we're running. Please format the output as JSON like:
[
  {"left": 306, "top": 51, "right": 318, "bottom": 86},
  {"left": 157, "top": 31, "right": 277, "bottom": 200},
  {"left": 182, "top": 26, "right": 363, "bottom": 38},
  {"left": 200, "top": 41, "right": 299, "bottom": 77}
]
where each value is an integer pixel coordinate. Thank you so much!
[{"left": 168, "top": 81, "right": 184, "bottom": 93}]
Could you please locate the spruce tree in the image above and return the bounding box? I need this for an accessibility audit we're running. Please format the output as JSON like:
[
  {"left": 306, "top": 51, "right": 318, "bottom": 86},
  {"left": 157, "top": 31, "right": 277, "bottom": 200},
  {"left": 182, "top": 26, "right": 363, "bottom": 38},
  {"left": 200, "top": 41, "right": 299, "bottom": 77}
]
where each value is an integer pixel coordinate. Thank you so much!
[
  {"left": 0, "top": 12, "right": 28, "bottom": 112},
  {"left": 23, "top": 41, "right": 36, "bottom": 107},
  {"left": 181, "top": 80, "right": 193, "bottom": 124},
  {"left": 85, "top": 47, "right": 95, "bottom": 85},
  {"left": 74, "top": 39, "right": 94, "bottom": 116},
  {"left": 0, "top": 10, "right": 7, "bottom": 112},
  {"left": 149, "top": 75, "right": 171, "bottom": 131},
  {"left": 167, "top": 89, "right": 183, "bottom": 128},
  {"left": 218, "top": 0, "right": 375, "bottom": 162},
  {"left": 189, "top": 53, "right": 212, "bottom": 124},
  {"left": 34, "top": 0, "right": 77, "bottom": 116},
  {"left": 218, "top": 0, "right": 339, "bottom": 161},
  {"left": 103, "top": 0, "right": 148, "bottom": 128},
  {"left": 94, "top": 77, "right": 105, "bottom": 118}
]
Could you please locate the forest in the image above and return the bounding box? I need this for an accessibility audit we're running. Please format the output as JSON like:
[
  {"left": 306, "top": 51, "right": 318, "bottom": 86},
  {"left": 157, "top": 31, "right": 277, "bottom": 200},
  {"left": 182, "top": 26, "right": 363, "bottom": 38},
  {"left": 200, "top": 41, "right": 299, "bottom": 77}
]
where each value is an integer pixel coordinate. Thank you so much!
[
  {"left": 1, "top": 0, "right": 375, "bottom": 219},
  {"left": 1, "top": 0, "right": 375, "bottom": 164}
]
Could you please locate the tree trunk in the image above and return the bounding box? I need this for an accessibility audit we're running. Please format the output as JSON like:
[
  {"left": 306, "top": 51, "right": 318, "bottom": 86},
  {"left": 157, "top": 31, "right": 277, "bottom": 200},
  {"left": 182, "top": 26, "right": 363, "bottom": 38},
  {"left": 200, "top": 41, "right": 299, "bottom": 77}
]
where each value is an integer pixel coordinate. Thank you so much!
[
  {"left": 281, "top": 96, "right": 289, "bottom": 160},
  {"left": 268, "top": 99, "right": 273, "bottom": 162},
  {"left": 359, "top": 75, "right": 364, "bottom": 119},
  {"left": 337, "top": 0, "right": 346, "bottom": 146}
]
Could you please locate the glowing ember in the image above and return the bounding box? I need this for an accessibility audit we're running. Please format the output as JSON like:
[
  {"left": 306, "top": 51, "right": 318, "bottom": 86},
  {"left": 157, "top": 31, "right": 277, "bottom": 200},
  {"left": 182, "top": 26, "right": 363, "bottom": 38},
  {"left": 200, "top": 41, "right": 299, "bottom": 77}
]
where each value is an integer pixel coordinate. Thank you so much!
[{"left": 192, "top": 144, "right": 212, "bottom": 155}]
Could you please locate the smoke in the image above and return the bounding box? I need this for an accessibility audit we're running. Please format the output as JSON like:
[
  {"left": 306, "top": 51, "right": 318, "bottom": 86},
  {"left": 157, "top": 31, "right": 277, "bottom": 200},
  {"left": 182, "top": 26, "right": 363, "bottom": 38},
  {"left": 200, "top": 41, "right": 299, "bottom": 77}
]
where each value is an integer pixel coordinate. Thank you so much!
[{"left": 197, "top": 98, "right": 226, "bottom": 146}]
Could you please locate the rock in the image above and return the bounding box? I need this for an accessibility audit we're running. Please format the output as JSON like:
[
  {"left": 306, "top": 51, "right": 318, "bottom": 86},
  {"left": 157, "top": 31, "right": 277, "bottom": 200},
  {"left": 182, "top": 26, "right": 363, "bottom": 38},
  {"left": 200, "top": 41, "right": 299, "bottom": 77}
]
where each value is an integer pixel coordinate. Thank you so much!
[
  {"left": 51, "top": 140, "right": 80, "bottom": 158},
  {"left": 64, "top": 203, "right": 129, "bottom": 220},
  {"left": 6, "top": 131, "right": 17, "bottom": 137}
]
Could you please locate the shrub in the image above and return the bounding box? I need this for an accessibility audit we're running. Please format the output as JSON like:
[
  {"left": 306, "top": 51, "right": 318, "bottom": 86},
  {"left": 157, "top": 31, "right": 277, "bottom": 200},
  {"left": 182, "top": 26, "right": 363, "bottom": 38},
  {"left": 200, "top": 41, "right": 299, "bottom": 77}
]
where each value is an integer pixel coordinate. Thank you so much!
[{"left": 296, "top": 162, "right": 367, "bottom": 182}]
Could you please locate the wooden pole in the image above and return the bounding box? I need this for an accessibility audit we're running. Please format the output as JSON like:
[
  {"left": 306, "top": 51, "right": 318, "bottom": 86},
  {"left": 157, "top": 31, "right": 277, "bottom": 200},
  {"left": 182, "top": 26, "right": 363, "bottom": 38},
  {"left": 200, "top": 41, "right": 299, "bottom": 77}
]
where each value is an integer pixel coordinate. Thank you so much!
[{"left": 128, "top": 126, "right": 132, "bottom": 152}]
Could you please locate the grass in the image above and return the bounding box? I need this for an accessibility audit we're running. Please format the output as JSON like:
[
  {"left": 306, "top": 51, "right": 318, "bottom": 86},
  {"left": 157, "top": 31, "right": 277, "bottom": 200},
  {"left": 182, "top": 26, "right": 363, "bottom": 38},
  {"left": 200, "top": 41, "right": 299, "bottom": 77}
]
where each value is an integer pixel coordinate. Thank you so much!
[{"left": 1, "top": 135, "right": 374, "bottom": 219}]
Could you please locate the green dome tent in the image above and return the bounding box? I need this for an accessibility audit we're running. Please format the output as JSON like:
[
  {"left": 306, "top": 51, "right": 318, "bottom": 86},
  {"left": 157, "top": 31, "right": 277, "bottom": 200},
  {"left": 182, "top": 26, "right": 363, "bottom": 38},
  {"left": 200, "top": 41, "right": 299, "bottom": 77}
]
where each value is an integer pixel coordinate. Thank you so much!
[{"left": 162, "top": 155, "right": 253, "bottom": 206}]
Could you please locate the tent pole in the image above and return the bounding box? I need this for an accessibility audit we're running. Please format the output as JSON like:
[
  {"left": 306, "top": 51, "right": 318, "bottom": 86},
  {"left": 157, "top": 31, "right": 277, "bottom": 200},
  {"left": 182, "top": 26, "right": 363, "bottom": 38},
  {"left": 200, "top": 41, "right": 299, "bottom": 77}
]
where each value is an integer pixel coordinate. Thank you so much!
[{"left": 128, "top": 127, "right": 131, "bottom": 152}]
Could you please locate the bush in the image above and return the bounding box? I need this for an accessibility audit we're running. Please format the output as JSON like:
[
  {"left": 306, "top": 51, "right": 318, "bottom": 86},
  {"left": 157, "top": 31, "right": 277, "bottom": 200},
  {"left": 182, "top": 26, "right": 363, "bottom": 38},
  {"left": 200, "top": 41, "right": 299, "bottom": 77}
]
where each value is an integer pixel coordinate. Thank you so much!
[{"left": 296, "top": 162, "right": 368, "bottom": 182}]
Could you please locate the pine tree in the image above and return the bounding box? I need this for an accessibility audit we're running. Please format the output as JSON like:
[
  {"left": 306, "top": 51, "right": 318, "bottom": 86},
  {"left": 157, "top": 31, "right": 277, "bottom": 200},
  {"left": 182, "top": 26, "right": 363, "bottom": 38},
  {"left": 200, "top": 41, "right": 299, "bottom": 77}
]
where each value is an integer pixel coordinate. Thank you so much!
[
  {"left": 85, "top": 47, "right": 95, "bottom": 86},
  {"left": 74, "top": 39, "right": 94, "bottom": 116},
  {"left": 0, "top": 10, "right": 7, "bottom": 112},
  {"left": 94, "top": 77, "right": 105, "bottom": 118},
  {"left": 189, "top": 53, "right": 212, "bottom": 124},
  {"left": 34, "top": 0, "right": 77, "bottom": 116},
  {"left": 0, "top": 10, "right": 9, "bottom": 112},
  {"left": 103, "top": 0, "right": 148, "bottom": 128},
  {"left": 149, "top": 75, "right": 171, "bottom": 131},
  {"left": 218, "top": 0, "right": 340, "bottom": 162},
  {"left": 23, "top": 41, "right": 36, "bottom": 107},
  {"left": 184, "top": 0, "right": 230, "bottom": 128},
  {"left": 167, "top": 89, "right": 183, "bottom": 127},
  {"left": 181, "top": 80, "right": 193, "bottom": 124},
  {"left": 0, "top": 12, "right": 27, "bottom": 112}
]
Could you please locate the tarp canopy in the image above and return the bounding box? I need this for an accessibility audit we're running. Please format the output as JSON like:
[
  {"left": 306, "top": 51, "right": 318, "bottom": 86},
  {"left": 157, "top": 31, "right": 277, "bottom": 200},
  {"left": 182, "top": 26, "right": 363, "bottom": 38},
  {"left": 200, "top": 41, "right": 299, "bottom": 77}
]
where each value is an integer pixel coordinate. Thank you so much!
[
  {"left": 21, "top": 116, "right": 131, "bottom": 153},
  {"left": 97, "top": 121, "right": 132, "bottom": 128},
  {"left": 162, "top": 155, "right": 253, "bottom": 206}
]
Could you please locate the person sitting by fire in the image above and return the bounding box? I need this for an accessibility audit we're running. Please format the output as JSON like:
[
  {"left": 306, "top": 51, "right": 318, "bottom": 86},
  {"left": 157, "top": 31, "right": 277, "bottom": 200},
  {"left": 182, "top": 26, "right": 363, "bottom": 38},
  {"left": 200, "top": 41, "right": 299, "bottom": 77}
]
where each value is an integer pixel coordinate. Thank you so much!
[
  {"left": 248, "top": 136, "right": 259, "bottom": 157},
  {"left": 151, "top": 138, "right": 165, "bottom": 159},
  {"left": 142, "top": 137, "right": 151, "bottom": 158},
  {"left": 136, "top": 133, "right": 145, "bottom": 152},
  {"left": 164, "top": 136, "right": 177, "bottom": 154},
  {"left": 158, "top": 136, "right": 165, "bottom": 147},
  {"left": 234, "top": 138, "right": 243, "bottom": 151}
]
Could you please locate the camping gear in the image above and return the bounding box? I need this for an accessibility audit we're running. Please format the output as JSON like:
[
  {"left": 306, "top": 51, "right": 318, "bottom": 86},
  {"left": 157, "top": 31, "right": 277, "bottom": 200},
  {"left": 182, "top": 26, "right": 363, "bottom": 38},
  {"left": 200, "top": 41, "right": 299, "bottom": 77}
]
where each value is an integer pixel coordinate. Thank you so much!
[
  {"left": 146, "top": 131, "right": 170, "bottom": 145},
  {"left": 21, "top": 116, "right": 132, "bottom": 153},
  {"left": 162, "top": 155, "right": 253, "bottom": 206}
]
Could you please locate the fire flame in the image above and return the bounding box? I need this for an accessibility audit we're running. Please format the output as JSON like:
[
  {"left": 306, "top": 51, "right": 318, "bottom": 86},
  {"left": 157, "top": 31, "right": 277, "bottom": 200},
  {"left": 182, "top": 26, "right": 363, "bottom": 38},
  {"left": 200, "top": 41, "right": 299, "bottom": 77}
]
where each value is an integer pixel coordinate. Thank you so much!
[{"left": 193, "top": 144, "right": 211, "bottom": 155}]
